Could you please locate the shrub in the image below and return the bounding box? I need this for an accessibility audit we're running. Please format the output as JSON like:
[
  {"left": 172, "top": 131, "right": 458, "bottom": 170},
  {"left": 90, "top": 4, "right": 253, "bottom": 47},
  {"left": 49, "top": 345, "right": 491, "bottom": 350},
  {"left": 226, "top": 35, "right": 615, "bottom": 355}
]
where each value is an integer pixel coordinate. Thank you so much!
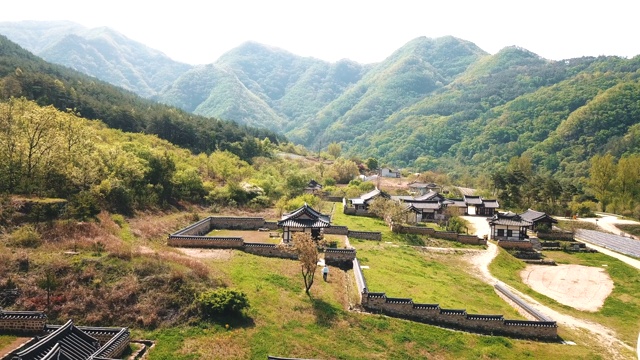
[
  {"left": 8, "top": 225, "right": 43, "bottom": 248},
  {"left": 196, "top": 288, "right": 250, "bottom": 318}
]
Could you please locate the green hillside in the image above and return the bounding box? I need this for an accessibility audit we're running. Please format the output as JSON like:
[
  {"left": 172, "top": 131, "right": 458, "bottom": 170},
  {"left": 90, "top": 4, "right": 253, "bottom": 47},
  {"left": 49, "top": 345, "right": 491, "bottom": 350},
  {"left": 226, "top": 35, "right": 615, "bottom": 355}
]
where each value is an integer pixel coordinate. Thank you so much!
[{"left": 0, "top": 34, "right": 283, "bottom": 160}]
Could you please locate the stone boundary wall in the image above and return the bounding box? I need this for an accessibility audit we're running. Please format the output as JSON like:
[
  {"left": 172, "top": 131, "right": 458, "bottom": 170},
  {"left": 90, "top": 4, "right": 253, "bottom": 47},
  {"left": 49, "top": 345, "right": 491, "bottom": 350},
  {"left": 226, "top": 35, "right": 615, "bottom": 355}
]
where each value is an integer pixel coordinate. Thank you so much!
[
  {"left": 537, "top": 230, "right": 574, "bottom": 241},
  {"left": 263, "top": 221, "right": 279, "bottom": 230},
  {"left": 348, "top": 231, "right": 382, "bottom": 241},
  {"left": 361, "top": 292, "right": 557, "bottom": 340},
  {"left": 243, "top": 243, "right": 297, "bottom": 259},
  {"left": 324, "top": 226, "right": 349, "bottom": 235},
  {"left": 352, "top": 258, "right": 368, "bottom": 294},
  {"left": 172, "top": 217, "right": 212, "bottom": 236},
  {"left": 392, "top": 225, "right": 486, "bottom": 245},
  {"left": 209, "top": 216, "right": 266, "bottom": 230},
  {"left": 0, "top": 310, "right": 47, "bottom": 334},
  {"left": 167, "top": 236, "right": 244, "bottom": 248},
  {"left": 325, "top": 249, "right": 356, "bottom": 267},
  {"left": 497, "top": 240, "right": 534, "bottom": 250},
  {"left": 323, "top": 196, "right": 344, "bottom": 202}
]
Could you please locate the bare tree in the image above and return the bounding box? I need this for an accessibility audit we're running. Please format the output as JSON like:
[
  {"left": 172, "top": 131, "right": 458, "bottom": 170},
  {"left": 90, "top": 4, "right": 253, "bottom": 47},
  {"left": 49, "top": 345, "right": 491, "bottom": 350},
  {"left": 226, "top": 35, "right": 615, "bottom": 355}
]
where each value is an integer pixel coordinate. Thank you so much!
[{"left": 290, "top": 232, "right": 319, "bottom": 295}]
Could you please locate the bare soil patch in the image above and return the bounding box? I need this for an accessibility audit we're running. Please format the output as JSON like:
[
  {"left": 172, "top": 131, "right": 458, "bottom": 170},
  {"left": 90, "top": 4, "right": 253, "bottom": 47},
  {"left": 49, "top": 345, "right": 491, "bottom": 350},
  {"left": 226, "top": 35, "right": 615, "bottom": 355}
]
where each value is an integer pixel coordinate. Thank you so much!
[
  {"left": 520, "top": 264, "right": 614, "bottom": 312},
  {"left": 177, "top": 248, "right": 234, "bottom": 260}
]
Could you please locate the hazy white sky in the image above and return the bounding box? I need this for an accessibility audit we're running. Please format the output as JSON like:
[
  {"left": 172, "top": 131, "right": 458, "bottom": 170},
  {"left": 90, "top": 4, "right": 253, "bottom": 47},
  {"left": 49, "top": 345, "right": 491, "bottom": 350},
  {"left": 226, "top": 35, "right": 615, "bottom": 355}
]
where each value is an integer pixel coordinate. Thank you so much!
[{"left": 2, "top": 0, "right": 639, "bottom": 65}]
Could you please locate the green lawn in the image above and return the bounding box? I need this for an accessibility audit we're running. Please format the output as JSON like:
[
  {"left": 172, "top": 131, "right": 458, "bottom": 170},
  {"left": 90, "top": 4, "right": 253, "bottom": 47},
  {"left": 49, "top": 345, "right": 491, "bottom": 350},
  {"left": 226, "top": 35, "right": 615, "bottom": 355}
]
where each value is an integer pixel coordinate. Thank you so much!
[
  {"left": 144, "top": 249, "right": 609, "bottom": 360},
  {"left": 489, "top": 246, "right": 640, "bottom": 347}
]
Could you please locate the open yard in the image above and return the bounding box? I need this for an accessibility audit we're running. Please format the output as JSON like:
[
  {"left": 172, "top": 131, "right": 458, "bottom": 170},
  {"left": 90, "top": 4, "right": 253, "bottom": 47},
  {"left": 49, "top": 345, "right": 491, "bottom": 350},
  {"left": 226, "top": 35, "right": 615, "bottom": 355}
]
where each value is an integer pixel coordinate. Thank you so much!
[{"left": 520, "top": 264, "right": 614, "bottom": 312}]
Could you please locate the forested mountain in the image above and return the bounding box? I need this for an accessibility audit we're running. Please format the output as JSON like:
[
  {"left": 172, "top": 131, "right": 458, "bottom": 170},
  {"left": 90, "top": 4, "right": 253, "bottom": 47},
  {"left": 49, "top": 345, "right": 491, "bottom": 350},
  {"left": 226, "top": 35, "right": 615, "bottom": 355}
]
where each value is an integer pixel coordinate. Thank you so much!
[
  {"left": 3, "top": 21, "right": 640, "bottom": 184},
  {"left": 0, "top": 34, "right": 284, "bottom": 161},
  {"left": 0, "top": 21, "right": 192, "bottom": 97}
]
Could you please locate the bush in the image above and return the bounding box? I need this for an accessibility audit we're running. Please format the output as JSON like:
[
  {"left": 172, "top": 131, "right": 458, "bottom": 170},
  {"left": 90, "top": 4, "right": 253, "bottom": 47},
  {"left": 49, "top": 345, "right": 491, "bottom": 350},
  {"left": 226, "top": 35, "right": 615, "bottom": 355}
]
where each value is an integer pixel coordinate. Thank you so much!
[
  {"left": 8, "top": 225, "right": 43, "bottom": 248},
  {"left": 196, "top": 288, "right": 250, "bottom": 318}
]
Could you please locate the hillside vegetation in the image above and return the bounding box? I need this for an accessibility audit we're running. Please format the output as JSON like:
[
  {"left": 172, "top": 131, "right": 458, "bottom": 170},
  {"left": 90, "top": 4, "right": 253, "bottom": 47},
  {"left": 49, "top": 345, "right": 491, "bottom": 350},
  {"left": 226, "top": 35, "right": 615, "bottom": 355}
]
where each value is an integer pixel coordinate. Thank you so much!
[{"left": 3, "top": 22, "right": 640, "bottom": 187}]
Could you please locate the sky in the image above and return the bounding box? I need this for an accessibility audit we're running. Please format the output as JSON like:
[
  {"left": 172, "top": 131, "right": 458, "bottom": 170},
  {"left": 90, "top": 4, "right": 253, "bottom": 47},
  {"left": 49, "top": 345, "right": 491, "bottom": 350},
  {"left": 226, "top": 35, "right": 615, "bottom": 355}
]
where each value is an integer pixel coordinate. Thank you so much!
[{"left": 2, "top": 0, "right": 639, "bottom": 65}]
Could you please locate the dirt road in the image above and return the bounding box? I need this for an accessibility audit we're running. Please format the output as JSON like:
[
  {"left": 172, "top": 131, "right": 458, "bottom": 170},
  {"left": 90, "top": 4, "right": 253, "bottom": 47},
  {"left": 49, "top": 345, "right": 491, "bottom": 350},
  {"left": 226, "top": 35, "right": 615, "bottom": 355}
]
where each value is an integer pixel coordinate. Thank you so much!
[{"left": 461, "top": 216, "right": 634, "bottom": 359}]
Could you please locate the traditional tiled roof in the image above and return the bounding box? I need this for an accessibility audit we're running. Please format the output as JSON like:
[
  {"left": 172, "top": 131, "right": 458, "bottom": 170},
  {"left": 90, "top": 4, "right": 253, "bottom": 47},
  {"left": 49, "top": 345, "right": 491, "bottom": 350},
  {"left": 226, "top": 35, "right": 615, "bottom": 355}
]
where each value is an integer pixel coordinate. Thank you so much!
[
  {"left": 277, "top": 204, "right": 331, "bottom": 228},
  {"left": 304, "top": 179, "right": 322, "bottom": 191},
  {"left": 449, "top": 199, "right": 467, "bottom": 207},
  {"left": 463, "top": 195, "right": 483, "bottom": 205},
  {"left": 520, "top": 209, "right": 557, "bottom": 223},
  {"left": 349, "top": 188, "right": 389, "bottom": 204},
  {"left": 406, "top": 201, "right": 443, "bottom": 211},
  {"left": 482, "top": 199, "right": 500, "bottom": 208},
  {"left": 487, "top": 212, "right": 533, "bottom": 227},
  {"left": 414, "top": 190, "right": 442, "bottom": 201},
  {"left": 12, "top": 320, "right": 100, "bottom": 360}
]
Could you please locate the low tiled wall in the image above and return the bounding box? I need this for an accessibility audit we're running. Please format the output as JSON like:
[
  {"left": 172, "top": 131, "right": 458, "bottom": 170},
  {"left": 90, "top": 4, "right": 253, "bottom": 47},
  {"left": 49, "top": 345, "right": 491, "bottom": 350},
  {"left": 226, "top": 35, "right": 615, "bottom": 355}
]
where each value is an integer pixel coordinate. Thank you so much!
[
  {"left": 209, "top": 217, "right": 266, "bottom": 230},
  {"left": 325, "top": 248, "right": 356, "bottom": 268},
  {"left": 348, "top": 231, "right": 381, "bottom": 241},
  {"left": 362, "top": 292, "right": 557, "bottom": 340},
  {"left": 0, "top": 310, "right": 47, "bottom": 334},
  {"left": 324, "top": 226, "right": 349, "bottom": 235},
  {"left": 243, "top": 243, "right": 298, "bottom": 259},
  {"left": 167, "top": 236, "right": 244, "bottom": 248}
]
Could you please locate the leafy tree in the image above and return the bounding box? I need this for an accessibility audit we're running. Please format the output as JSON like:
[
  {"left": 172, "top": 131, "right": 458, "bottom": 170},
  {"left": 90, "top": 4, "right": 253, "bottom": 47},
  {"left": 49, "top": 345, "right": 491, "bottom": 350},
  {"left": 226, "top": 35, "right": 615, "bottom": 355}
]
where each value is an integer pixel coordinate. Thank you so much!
[
  {"left": 327, "top": 142, "right": 341, "bottom": 158},
  {"left": 588, "top": 154, "right": 616, "bottom": 212},
  {"left": 365, "top": 157, "right": 379, "bottom": 171},
  {"left": 328, "top": 158, "right": 359, "bottom": 184},
  {"left": 368, "top": 198, "right": 407, "bottom": 225}
]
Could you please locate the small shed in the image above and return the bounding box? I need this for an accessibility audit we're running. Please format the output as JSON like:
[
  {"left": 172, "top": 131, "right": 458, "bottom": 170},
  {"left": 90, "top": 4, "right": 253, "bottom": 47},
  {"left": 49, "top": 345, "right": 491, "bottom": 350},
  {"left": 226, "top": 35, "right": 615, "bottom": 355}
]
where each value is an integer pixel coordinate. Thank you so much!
[{"left": 519, "top": 209, "right": 558, "bottom": 230}]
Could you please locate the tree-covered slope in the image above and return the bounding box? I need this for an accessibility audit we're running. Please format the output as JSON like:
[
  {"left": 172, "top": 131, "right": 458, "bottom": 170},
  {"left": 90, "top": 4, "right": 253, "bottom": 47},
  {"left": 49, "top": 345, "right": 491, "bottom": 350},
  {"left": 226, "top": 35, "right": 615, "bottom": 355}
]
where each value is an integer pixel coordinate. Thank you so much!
[
  {"left": 287, "top": 36, "right": 486, "bottom": 146},
  {"left": 0, "top": 21, "right": 193, "bottom": 97},
  {"left": 0, "top": 35, "right": 283, "bottom": 160}
]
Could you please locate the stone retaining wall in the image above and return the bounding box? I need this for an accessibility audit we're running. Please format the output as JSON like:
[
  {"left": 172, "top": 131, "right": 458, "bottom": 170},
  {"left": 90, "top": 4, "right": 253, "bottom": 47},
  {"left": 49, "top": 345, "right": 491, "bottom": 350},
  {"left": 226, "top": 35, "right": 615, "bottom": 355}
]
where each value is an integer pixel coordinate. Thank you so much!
[
  {"left": 392, "top": 225, "right": 486, "bottom": 245},
  {"left": 362, "top": 292, "right": 557, "bottom": 340},
  {"left": 537, "top": 230, "right": 574, "bottom": 241},
  {"left": 497, "top": 240, "right": 533, "bottom": 250}
]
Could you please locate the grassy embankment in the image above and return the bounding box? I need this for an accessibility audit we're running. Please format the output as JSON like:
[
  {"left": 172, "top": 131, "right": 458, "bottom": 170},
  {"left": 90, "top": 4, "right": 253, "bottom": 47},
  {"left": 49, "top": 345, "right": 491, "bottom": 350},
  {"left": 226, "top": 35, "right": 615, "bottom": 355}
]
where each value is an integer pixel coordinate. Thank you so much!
[{"left": 489, "top": 246, "right": 640, "bottom": 349}]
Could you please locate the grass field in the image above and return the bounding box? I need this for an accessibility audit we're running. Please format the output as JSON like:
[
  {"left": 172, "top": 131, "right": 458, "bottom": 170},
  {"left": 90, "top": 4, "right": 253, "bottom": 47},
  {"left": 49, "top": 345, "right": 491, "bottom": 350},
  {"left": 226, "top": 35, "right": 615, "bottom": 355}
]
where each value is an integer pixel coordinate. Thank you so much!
[
  {"left": 617, "top": 224, "right": 640, "bottom": 237},
  {"left": 143, "top": 248, "right": 608, "bottom": 359},
  {"left": 489, "top": 247, "right": 640, "bottom": 347}
]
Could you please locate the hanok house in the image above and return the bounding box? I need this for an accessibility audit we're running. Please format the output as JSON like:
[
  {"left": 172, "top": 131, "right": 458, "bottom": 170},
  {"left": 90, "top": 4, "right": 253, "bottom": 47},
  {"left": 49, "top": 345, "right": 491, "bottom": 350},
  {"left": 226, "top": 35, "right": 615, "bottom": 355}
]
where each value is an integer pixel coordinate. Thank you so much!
[
  {"left": 487, "top": 212, "right": 533, "bottom": 241},
  {"left": 519, "top": 209, "right": 558, "bottom": 231},
  {"left": 448, "top": 195, "right": 499, "bottom": 216},
  {"left": 7, "top": 319, "right": 130, "bottom": 360},
  {"left": 277, "top": 203, "right": 331, "bottom": 242},
  {"left": 303, "top": 179, "right": 323, "bottom": 194},
  {"left": 347, "top": 188, "right": 390, "bottom": 212},
  {"left": 405, "top": 200, "right": 445, "bottom": 223}
]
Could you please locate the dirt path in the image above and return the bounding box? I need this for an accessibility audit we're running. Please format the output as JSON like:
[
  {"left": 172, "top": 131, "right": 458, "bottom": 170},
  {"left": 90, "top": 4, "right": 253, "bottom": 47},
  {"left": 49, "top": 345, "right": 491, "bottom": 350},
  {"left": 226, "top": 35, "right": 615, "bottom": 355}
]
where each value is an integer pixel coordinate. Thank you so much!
[
  {"left": 0, "top": 337, "right": 31, "bottom": 358},
  {"left": 465, "top": 242, "right": 633, "bottom": 359}
]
